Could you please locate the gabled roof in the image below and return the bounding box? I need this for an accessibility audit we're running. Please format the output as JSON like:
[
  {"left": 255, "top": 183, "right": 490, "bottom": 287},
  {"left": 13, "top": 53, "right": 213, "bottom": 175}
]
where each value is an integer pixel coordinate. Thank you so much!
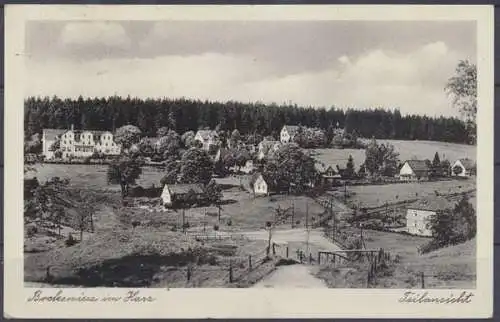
[
  {"left": 249, "top": 172, "right": 267, "bottom": 188},
  {"left": 43, "top": 129, "right": 114, "bottom": 141},
  {"left": 404, "top": 160, "right": 430, "bottom": 172},
  {"left": 408, "top": 197, "right": 457, "bottom": 212},
  {"left": 196, "top": 130, "right": 218, "bottom": 141},
  {"left": 282, "top": 125, "right": 300, "bottom": 135},
  {"left": 457, "top": 158, "right": 476, "bottom": 171},
  {"left": 166, "top": 184, "right": 205, "bottom": 195},
  {"left": 259, "top": 140, "right": 281, "bottom": 149}
]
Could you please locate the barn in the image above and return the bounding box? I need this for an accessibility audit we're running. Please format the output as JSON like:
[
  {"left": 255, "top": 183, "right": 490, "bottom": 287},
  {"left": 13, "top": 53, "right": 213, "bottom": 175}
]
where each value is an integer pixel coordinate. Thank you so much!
[
  {"left": 451, "top": 158, "right": 476, "bottom": 177},
  {"left": 161, "top": 183, "right": 207, "bottom": 207}
]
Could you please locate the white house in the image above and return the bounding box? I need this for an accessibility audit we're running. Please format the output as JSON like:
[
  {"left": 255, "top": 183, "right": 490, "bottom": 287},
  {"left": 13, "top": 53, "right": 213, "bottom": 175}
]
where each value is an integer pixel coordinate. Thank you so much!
[
  {"left": 161, "top": 183, "right": 206, "bottom": 207},
  {"left": 451, "top": 158, "right": 476, "bottom": 177},
  {"left": 399, "top": 160, "right": 430, "bottom": 181},
  {"left": 194, "top": 130, "right": 219, "bottom": 151},
  {"left": 42, "top": 126, "right": 121, "bottom": 160},
  {"left": 406, "top": 198, "right": 456, "bottom": 237},
  {"left": 280, "top": 125, "right": 300, "bottom": 143},
  {"left": 242, "top": 173, "right": 269, "bottom": 197}
]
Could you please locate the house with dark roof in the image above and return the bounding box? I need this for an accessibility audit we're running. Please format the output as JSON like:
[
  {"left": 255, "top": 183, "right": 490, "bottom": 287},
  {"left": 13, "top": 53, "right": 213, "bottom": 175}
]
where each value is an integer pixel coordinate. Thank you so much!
[
  {"left": 406, "top": 198, "right": 457, "bottom": 236},
  {"left": 161, "top": 183, "right": 207, "bottom": 207},
  {"left": 280, "top": 125, "right": 301, "bottom": 143},
  {"left": 194, "top": 130, "right": 219, "bottom": 151},
  {"left": 399, "top": 160, "right": 430, "bottom": 181},
  {"left": 451, "top": 158, "right": 476, "bottom": 177}
]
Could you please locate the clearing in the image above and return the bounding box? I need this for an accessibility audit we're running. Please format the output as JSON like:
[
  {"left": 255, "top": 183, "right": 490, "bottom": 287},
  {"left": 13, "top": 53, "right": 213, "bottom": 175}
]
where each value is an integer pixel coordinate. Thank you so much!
[
  {"left": 312, "top": 139, "right": 476, "bottom": 169},
  {"left": 342, "top": 180, "right": 476, "bottom": 209}
]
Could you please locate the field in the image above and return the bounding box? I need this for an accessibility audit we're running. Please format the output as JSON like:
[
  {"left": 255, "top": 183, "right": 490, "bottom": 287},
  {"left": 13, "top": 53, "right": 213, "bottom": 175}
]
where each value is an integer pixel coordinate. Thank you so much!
[
  {"left": 312, "top": 139, "right": 476, "bottom": 169},
  {"left": 26, "top": 164, "right": 165, "bottom": 191},
  {"left": 342, "top": 179, "right": 476, "bottom": 209}
]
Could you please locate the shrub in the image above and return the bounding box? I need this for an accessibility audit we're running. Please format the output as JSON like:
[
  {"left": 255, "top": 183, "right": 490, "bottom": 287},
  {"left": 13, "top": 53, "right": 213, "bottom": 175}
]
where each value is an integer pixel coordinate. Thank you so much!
[
  {"left": 26, "top": 223, "right": 38, "bottom": 237},
  {"left": 65, "top": 233, "right": 78, "bottom": 247}
]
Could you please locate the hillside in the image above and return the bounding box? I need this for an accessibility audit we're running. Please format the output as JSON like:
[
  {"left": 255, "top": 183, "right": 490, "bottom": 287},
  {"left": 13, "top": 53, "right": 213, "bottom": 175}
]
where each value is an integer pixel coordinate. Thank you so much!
[
  {"left": 312, "top": 140, "right": 475, "bottom": 170},
  {"left": 316, "top": 229, "right": 476, "bottom": 289}
]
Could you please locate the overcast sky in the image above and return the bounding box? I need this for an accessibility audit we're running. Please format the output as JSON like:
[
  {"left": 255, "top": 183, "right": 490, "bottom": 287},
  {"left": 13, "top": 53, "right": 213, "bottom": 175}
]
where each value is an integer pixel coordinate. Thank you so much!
[{"left": 25, "top": 20, "right": 476, "bottom": 117}]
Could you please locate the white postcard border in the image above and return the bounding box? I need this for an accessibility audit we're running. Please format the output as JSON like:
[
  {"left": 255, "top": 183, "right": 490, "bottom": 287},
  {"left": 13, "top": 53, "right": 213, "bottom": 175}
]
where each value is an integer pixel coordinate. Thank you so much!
[{"left": 4, "top": 5, "right": 494, "bottom": 319}]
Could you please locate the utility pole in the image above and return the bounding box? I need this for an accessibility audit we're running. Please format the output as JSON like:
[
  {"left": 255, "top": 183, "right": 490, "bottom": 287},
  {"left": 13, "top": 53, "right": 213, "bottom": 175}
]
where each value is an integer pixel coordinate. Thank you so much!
[
  {"left": 305, "top": 202, "right": 310, "bottom": 255},
  {"left": 182, "top": 209, "right": 186, "bottom": 234}
]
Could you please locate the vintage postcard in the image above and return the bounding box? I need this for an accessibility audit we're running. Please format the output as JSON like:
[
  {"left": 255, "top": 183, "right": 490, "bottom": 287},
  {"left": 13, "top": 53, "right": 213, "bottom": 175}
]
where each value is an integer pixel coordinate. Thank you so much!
[{"left": 4, "top": 4, "right": 494, "bottom": 319}]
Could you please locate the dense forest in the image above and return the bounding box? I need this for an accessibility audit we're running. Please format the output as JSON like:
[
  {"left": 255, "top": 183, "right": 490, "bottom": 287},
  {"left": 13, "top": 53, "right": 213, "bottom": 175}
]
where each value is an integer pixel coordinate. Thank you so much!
[{"left": 24, "top": 96, "right": 470, "bottom": 144}]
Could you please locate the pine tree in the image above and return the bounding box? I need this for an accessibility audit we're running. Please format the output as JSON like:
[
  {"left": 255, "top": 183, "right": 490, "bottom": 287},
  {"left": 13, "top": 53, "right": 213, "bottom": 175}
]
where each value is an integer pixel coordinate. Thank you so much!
[{"left": 345, "top": 155, "right": 355, "bottom": 179}]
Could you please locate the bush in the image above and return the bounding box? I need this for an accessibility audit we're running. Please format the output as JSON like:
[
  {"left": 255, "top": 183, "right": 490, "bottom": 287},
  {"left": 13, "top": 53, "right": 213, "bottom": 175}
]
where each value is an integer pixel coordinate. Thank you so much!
[
  {"left": 26, "top": 223, "right": 38, "bottom": 237},
  {"left": 65, "top": 233, "right": 78, "bottom": 247}
]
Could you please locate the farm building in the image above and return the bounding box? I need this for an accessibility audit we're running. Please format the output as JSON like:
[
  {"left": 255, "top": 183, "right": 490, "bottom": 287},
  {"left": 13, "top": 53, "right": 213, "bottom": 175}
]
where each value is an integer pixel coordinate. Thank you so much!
[
  {"left": 451, "top": 158, "right": 476, "bottom": 177},
  {"left": 280, "top": 125, "right": 300, "bottom": 143},
  {"left": 194, "top": 130, "right": 219, "bottom": 151},
  {"left": 241, "top": 173, "right": 270, "bottom": 197},
  {"left": 161, "top": 183, "right": 207, "bottom": 207},
  {"left": 399, "top": 160, "right": 430, "bottom": 181},
  {"left": 406, "top": 198, "right": 456, "bottom": 237},
  {"left": 42, "top": 125, "right": 121, "bottom": 160}
]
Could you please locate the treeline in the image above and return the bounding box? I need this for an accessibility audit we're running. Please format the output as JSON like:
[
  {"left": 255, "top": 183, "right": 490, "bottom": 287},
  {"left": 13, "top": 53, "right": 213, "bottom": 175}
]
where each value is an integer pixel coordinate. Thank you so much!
[{"left": 25, "top": 96, "right": 469, "bottom": 143}]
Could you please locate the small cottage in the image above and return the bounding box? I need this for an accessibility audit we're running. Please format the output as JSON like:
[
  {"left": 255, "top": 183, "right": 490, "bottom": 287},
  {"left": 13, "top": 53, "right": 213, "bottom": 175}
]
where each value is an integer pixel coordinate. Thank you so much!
[
  {"left": 451, "top": 158, "right": 476, "bottom": 177},
  {"left": 194, "top": 130, "right": 219, "bottom": 151},
  {"left": 406, "top": 198, "right": 456, "bottom": 237},
  {"left": 242, "top": 173, "right": 269, "bottom": 197},
  {"left": 280, "top": 125, "right": 300, "bottom": 143},
  {"left": 161, "top": 183, "right": 206, "bottom": 207},
  {"left": 399, "top": 160, "right": 430, "bottom": 181}
]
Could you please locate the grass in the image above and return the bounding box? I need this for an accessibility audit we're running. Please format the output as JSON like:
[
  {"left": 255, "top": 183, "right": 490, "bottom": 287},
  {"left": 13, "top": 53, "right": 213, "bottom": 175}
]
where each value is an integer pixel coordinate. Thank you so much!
[
  {"left": 26, "top": 164, "right": 164, "bottom": 191},
  {"left": 312, "top": 140, "right": 476, "bottom": 170},
  {"left": 315, "top": 229, "right": 476, "bottom": 289},
  {"left": 24, "top": 226, "right": 270, "bottom": 287},
  {"left": 121, "top": 188, "right": 326, "bottom": 233},
  {"left": 342, "top": 180, "right": 476, "bottom": 209}
]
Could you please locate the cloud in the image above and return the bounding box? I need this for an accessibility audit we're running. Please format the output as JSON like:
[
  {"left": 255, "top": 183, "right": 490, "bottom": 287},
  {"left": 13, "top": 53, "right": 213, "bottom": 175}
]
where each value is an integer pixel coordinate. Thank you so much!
[
  {"left": 26, "top": 41, "right": 467, "bottom": 117},
  {"left": 59, "top": 22, "right": 131, "bottom": 49}
]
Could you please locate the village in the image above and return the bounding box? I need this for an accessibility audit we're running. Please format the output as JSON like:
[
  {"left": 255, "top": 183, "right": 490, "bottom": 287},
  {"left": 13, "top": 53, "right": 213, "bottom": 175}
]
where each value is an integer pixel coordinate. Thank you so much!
[{"left": 24, "top": 120, "right": 477, "bottom": 289}]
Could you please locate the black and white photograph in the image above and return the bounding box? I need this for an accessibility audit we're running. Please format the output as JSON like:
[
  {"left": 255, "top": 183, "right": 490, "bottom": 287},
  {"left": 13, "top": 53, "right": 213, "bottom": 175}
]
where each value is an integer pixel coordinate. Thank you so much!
[{"left": 4, "top": 5, "right": 494, "bottom": 319}]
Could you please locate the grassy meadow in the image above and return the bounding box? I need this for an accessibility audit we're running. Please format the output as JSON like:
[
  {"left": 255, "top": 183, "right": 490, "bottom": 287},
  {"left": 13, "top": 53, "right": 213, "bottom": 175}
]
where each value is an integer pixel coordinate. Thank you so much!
[{"left": 312, "top": 139, "right": 476, "bottom": 169}]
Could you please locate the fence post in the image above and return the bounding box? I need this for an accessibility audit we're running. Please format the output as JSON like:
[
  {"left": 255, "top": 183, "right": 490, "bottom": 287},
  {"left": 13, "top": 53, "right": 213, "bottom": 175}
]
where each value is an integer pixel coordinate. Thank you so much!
[
  {"left": 421, "top": 272, "right": 425, "bottom": 289},
  {"left": 286, "top": 246, "right": 289, "bottom": 258},
  {"left": 248, "top": 255, "right": 252, "bottom": 271},
  {"left": 317, "top": 252, "right": 321, "bottom": 265},
  {"left": 309, "top": 253, "right": 313, "bottom": 264},
  {"left": 187, "top": 265, "right": 191, "bottom": 282},
  {"left": 229, "top": 260, "right": 234, "bottom": 283}
]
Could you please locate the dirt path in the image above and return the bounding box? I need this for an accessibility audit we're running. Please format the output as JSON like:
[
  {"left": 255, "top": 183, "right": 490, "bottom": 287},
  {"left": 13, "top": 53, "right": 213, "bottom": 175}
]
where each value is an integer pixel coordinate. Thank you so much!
[
  {"left": 241, "top": 228, "right": 343, "bottom": 252},
  {"left": 252, "top": 264, "right": 327, "bottom": 288}
]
